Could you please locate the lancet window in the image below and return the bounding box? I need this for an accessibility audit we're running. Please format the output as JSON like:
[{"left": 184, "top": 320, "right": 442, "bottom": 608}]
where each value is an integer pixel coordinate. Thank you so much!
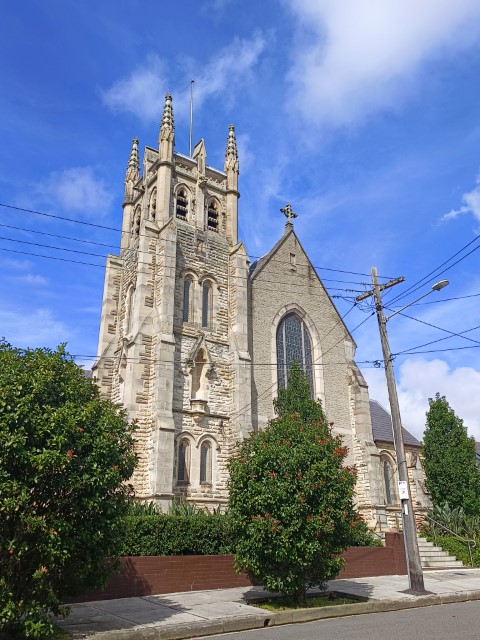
[
  {"left": 200, "top": 441, "right": 212, "bottom": 484},
  {"left": 202, "top": 281, "right": 212, "bottom": 328},
  {"left": 176, "top": 188, "right": 188, "bottom": 220},
  {"left": 183, "top": 276, "right": 193, "bottom": 322},
  {"left": 207, "top": 200, "right": 219, "bottom": 231},
  {"left": 177, "top": 440, "right": 190, "bottom": 484},
  {"left": 382, "top": 456, "right": 396, "bottom": 505},
  {"left": 276, "top": 312, "right": 314, "bottom": 393}
]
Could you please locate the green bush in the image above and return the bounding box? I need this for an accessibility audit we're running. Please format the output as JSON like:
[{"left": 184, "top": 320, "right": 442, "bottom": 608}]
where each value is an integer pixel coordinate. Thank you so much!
[
  {"left": 228, "top": 363, "right": 361, "bottom": 606},
  {"left": 120, "top": 513, "right": 234, "bottom": 556},
  {"left": 0, "top": 342, "right": 136, "bottom": 638}
]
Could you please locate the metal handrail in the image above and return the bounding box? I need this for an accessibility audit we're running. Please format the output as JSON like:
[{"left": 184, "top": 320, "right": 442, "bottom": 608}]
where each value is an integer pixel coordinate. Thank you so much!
[{"left": 425, "top": 515, "right": 476, "bottom": 567}]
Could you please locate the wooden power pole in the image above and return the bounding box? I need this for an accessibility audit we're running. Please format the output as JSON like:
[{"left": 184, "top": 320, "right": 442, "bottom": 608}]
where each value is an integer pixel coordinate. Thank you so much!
[{"left": 357, "top": 267, "right": 426, "bottom": 594}]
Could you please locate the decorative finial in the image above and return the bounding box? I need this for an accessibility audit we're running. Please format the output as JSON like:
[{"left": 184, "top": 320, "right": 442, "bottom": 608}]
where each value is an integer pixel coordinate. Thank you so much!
[
  {"left": 280, "top": 203, "right": 298, "bottom": 226},
  {"left": 126, "top": 137, "right": 139, "bottom": 174},
  {"left": 224, "top": 124, "right": 239, "bottom": 173},
  {"left": 159, "top": 93, "right": 175, "bottom": 142}
]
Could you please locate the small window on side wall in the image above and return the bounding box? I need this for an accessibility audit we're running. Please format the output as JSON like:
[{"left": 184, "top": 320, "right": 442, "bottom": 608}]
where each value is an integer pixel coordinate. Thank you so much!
[
  {"left": 178, "top": 440, "right": 190, "bottom": 484},
  {"left": 202, "top": 282, "right": 212, "bottom": 328},
  {"left": 382, "top": 457, "right": 396, "bottom": 505},
  {"left": 200, "top": 442, "right": 212, "bottom": 484},
  {"left": 183, "top": 277, "right": 193, "bottom": 323},
  {"left": 176, "top": 189, "right": 188, "bottom": 220}
]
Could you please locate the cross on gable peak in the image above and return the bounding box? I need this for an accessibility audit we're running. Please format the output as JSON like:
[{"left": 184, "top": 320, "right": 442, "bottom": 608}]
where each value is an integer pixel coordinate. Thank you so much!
[{"left": 280, "top": 203, "right": 298, "bottom": 226}]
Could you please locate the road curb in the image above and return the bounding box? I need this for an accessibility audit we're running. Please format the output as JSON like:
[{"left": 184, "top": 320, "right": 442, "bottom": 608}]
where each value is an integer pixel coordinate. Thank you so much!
[{"left": 83, "top": 590, "right": 480, "bottom": 640}]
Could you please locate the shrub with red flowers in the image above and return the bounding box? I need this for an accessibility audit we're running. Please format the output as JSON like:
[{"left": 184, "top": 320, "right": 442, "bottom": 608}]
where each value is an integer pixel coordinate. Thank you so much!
[
  {"left": 228, "top": 363, "right": 361, "bottom": 605},
  {"left": 0, "top": 341, "right": 136, "bottom": 637}
]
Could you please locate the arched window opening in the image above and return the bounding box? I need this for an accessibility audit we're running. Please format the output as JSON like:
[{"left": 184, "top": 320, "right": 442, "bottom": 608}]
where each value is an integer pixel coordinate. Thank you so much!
[
  {"left": 200, "top": 442, "right": 212, "bottom": 484},
  {"left": 124, "top": 286, "right": 135, "bottom": 334},
  {"left": 131, "top": 205, "right": 141, "bottom": 240},
  {"left": 202, "top": 281, "right": 212, "bottom": 328},
  {"left": 177, "top": 440, "right": 190, "bottom": 484},
  {"left": 191, "top": 350, "right": 207, "bottom": 400},
  {"left": 207, "top": 200, "right": 219, "bottom": 231},
  {"left": 176, "top": 189, "right": 188, "bottom": 220},
  {"left": 382, "top": 457, "right": 395, "bottom": 505},
  {"left": 183, "top": 277, "right": 193, "bottom": 323},
  {"left": 150, "top": 190, "right": 157, "bottom": 221},
  {"left": 276, "top": 313, "right": 314, "bottom": 394}
]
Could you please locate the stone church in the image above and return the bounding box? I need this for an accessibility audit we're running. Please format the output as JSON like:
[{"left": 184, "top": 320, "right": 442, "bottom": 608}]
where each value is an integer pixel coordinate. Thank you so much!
[{"left": 93, "top": 93, "right": 430, "bottom": 530}]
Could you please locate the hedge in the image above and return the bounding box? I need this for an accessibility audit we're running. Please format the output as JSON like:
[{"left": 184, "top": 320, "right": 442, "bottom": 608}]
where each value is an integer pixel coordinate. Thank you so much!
[
  {"left": 119, "top": 512, "right": 380, "bottom": 557},
  {"left": 120, "top": 513, "right": 234, "bottom": 556}
]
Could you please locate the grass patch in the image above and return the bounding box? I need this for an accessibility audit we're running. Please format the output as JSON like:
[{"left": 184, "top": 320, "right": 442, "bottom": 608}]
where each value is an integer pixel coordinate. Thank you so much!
[{"left": 251, "top": 593, "right": 361, "bottom": 611}]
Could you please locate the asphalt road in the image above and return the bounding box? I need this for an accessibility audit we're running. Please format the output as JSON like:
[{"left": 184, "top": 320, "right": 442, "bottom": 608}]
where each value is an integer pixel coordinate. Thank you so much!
[{"left": 199, "top": 601, "right": 480, "bottom": 640}]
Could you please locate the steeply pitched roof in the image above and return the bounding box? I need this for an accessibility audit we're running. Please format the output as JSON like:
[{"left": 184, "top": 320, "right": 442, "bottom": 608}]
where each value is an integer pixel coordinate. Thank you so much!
[
  {"left": 476, "top": 441, "right": 480, "bottom": 463},
  {"left": 370, "top": 399, "right": 421, "bottom": 447},
  {"left": 249, "top": 225, "right": 356, "bottom": 346}
]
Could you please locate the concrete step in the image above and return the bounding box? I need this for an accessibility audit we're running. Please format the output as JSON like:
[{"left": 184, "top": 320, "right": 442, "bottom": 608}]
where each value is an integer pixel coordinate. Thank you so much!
[{"left": 416, "top": 536, "right": 464, "bottom": 569}]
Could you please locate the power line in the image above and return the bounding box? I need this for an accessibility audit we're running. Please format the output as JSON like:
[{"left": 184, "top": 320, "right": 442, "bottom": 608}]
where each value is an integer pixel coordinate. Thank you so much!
[
  {"left": 394, "top": 344, "right": 480, "bottom": 356},
  {"left": 392, "top": 322, "right": 480, "bottom": 356},
  {"left": 0, "top": 201, "right": 393, "bottom": 279},
  {"left": 0, "top": 245, "right": 369, "bottom": 294},
  {"left": 388, "top": 233, "right": 480, "bottom": 306},
  {"left": 392, "top": 310, "right": 480, "bottom": 347}
]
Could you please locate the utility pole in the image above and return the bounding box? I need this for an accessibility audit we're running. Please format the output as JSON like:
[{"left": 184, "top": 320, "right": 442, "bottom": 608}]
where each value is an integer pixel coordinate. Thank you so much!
[{"left": 357, "top": 268, "right": 426, "bottom": 594}]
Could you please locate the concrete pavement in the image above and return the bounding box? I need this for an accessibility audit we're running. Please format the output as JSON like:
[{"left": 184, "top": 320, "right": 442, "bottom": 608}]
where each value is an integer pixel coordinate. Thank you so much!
[{"left": 56, "top": 568, "right": 480, "bottom": 640}]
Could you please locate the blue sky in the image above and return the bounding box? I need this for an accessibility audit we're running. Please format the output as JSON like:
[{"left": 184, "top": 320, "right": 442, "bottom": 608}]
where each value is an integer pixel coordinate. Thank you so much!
[{"left": 2, "top": 0, "right": 480, "bottom": 439}]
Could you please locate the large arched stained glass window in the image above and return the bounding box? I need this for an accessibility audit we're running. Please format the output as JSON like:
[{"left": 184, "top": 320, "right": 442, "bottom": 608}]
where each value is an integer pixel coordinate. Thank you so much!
[{"left": 276, "top": 313, "right": 314, "bottom": 394}]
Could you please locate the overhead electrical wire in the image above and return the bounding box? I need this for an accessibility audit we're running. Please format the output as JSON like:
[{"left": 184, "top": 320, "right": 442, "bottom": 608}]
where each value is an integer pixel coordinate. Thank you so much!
[
  {"left": 387, "top": 233, "right": 480, "bottom": 306},
  {"left": 0, "top": 201, "right": 394, "bottom": 279}
]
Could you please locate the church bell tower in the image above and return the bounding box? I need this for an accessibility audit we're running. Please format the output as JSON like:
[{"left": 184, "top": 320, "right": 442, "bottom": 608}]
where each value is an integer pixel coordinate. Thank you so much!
[{"left": 94, "top": 94, "right": 252, "bottom": 509}]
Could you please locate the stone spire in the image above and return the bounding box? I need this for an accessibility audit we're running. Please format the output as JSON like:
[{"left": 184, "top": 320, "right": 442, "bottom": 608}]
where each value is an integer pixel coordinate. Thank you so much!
[
  {"left": 124, "top": 137, "right": 140, "bottom": 204},
  {"left": 159, "top": 93, "right": 175, "bottom": 149},
  {"left": 224, "top": 124, "right": 239, "bottom": 173}
]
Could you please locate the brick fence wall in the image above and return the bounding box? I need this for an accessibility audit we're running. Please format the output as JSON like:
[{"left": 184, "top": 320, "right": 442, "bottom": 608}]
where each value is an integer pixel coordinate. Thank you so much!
[{"left": 72, "top": 533, "right": 406, "bottom": 602}]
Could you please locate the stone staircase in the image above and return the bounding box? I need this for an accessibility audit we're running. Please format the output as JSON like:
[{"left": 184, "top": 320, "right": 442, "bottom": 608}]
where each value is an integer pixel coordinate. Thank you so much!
[{"left": 417, "top": 536, "right": 464, "bottom": 569}]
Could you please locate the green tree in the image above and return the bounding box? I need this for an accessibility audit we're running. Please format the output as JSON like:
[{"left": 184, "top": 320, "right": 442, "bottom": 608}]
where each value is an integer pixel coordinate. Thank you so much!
[
  {"left": 423, "top": 393, "right": 480, "bottom": 516},
  {"left": 0, "top": 341, "right": 137, "bottom": 638},
  {"left": 228, "top": 363, "right": 360, "bottom": 605}
]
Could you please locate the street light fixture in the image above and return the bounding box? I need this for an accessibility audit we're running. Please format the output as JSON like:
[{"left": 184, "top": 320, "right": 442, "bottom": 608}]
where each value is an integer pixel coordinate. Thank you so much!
[{"left": 357, "top": 271, "right": 449, "bottom": 594}]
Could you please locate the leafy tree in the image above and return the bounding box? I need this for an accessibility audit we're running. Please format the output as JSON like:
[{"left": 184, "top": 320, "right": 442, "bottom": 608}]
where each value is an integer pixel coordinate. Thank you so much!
[
  {"left": 423, "top": 393, "right": 480, "bottom": 516},
  {"left": 0, "top": 341, "right": 137, "bottom": 638},
  {"left": 228, "top": 363, "right": 360, "bottom": 605}
]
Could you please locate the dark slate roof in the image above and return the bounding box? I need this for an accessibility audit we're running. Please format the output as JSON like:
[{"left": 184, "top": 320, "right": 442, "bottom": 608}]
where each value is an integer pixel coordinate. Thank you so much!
[
  {"left": 476, "top": 442, "right": 480, "bottom": 463},
  {"left": 82, "top": 368, "right": 93, "bottom": 379},
  {"left": 370, "top": 400, "right": 421, "bottom": 447}
]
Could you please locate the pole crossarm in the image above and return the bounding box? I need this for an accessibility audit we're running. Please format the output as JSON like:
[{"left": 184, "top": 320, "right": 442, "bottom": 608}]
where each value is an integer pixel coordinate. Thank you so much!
[{"left": 355, "top": 276, "right": 405, "bottom": 302}]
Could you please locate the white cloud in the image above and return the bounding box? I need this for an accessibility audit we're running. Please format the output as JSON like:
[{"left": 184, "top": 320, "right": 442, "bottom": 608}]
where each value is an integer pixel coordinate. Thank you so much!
[
  {"left": 442, "top": 171, "right": 480, "bottom": 223},
  {"left": 365, "top": 357, "right": 480, "bottom": 441},
  {"left": 36, "top": 167, "right": 114, "bottom": 218},
  {"left": 101, "top": 34, "right": 267, "bottom": 123},
  {"left": 11, "top": 274, "right": 49, "bottom": 286},
  {"left": 0, "top": 307, "right": 71, "bottom": 348},
  {"left": 102, "top": 54, "right": 168, "bottom": 123},
  {"left": 1, "top": 258, "right": 33, "bottom": 271},
  {"left": 235, "top": 133, "right": 253, "bottom": 174},
  {"left": 284, "top": 0, "right": 480, "bottom": 127}
]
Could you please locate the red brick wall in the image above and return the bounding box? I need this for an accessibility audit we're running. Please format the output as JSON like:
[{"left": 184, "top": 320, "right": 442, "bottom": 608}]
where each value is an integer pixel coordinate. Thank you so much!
[
  {"left": 72, "top": 533, "right": 406, "bottom": 602},
  {"left": 338, "top": 533, "right": 407, "bottom": 578}
]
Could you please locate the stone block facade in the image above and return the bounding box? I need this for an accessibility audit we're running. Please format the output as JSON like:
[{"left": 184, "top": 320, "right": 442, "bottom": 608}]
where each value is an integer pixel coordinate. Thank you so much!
[{"left": 93, "top": 94, "right": 430, "bottom": 528}]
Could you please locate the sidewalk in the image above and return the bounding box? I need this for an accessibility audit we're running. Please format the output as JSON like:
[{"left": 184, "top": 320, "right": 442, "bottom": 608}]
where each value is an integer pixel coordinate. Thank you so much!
[{"left": 56, "top": 568, "right": 480, "bottom": 640}]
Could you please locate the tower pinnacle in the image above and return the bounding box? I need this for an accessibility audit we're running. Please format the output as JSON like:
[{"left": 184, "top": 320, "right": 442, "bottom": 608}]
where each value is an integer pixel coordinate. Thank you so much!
[
  {"left": 126, "top": 137, "right": 139, "bottom": 176},
  {"left": 159, "top": 93, "right": 175, "bottom": 143},
  {"left": 124, "top": 137, "right": 140, "bottom": 204},
  {"left": 224, "top": 124, "right": 239, "bottom": 173}
]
